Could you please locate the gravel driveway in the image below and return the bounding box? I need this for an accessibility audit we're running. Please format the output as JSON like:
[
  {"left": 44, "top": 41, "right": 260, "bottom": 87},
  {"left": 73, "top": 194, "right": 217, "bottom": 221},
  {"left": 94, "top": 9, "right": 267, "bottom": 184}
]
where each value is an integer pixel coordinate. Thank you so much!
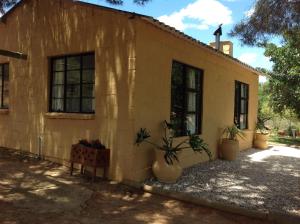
[{"left": 146, "top": 145, "right": 300, "bottom": 217}]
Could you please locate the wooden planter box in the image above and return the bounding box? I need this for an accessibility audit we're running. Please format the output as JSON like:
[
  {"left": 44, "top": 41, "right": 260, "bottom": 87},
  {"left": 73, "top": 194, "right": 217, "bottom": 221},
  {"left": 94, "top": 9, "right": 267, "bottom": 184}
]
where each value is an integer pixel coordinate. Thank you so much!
[{"left": 70, "top": 144, "right": 110, "bottom": 181}]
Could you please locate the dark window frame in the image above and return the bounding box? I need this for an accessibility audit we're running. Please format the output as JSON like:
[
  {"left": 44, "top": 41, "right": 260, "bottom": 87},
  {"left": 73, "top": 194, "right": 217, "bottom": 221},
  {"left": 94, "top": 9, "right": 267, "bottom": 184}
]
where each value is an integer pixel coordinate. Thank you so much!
[
  {"left": 171, "top": 60, "right": 203, "bottom": 137},
  {"left": 49, "top": 52, "right": 95, "bottom": 114},
  {"left": 0, "top": 63, "right": 9, "bottom": 109},
  {"left": 234, "top": 80, "right": 249, "bottom": 130}
]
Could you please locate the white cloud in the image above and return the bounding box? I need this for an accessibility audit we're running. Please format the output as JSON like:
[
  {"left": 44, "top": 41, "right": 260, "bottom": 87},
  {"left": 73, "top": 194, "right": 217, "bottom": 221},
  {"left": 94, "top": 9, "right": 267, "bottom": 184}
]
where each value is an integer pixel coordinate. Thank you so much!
[
  {"left": 157, "top": 0, "right": 233, "bottom": 31},
  {"left": 244, "top": 7, "right": 255, "bottom": 18},
  {"left": 259, "top": 76, "right": 267, "bottom": 83},
  {"left": 238, "top": 52, "right": 273, "bottom": 70},
  {"left": 238, "top": 52, "right": 258, "bottom": 64},
  {"left": 238, "top": 52, "right": 271, "bottom": 83}
]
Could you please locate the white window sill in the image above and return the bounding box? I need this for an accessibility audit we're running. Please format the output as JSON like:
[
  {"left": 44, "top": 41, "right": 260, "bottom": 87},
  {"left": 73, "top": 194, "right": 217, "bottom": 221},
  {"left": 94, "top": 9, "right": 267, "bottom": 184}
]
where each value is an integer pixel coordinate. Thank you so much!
[
  {"left": 45, "top": 112, "right": 95, "bottom": 120},
  {"left": 0, "top": 109, "right": 9, "bottom": 115}
]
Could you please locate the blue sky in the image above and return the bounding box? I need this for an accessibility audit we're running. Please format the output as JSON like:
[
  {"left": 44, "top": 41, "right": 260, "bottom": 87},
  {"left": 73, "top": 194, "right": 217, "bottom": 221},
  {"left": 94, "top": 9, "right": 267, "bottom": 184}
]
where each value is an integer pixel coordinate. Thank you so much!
[{"left": 84, "top": 0, "right": 273, "bottom": 76}]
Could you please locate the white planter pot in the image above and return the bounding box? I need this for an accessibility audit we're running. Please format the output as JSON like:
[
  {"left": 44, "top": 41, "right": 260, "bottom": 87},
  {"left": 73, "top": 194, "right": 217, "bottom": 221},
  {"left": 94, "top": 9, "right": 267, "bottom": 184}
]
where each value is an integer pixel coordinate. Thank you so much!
[{"left": 152, "top": 149, "right": 182, "bottom": 183}]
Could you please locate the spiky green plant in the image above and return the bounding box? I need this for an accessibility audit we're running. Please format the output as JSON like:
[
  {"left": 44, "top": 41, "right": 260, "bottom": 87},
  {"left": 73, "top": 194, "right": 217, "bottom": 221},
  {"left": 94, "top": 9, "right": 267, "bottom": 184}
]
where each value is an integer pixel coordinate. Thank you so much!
[
  {"left": 135, "top": 120, "right": 212, "bottom": 165},
  {"left": 256, "top": 116, "right": 270, "bottom": 134},
  {"left": 222, "top": 125, "right": 245, "bottom": 141}
]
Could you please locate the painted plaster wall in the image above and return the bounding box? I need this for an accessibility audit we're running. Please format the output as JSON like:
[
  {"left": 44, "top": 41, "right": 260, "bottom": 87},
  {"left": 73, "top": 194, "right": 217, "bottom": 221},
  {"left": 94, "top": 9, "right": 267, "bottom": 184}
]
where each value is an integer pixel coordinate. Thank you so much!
[
  {"left": 0, "top": 0, "right": 137, "bottom": 181},
  {"left": 0, "top": 0, "right": 259, "bottom": 182},
  {"left": 131, "top": 19, "right": 258, "bottom": 180}
]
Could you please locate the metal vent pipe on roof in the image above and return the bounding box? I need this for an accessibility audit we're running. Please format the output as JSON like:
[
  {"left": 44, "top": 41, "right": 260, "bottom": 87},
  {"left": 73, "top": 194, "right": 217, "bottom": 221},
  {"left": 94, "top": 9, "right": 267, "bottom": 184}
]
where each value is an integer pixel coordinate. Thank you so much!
[{"left": 213, "top": 24, "right": 222, "bottom": 51}]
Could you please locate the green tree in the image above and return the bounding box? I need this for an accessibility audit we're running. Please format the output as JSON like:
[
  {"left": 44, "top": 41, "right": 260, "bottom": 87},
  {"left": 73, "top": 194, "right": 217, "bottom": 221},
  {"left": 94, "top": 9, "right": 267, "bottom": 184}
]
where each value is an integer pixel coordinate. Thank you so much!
[
  {"left": 230, "top": 0, "right": 300, "bottom": 46},
  {"left": 263, "top": 36, "right": 300, "bottom": 118},
  {"left": 0, "top": 0, "right": 151, "bottom": 14}
]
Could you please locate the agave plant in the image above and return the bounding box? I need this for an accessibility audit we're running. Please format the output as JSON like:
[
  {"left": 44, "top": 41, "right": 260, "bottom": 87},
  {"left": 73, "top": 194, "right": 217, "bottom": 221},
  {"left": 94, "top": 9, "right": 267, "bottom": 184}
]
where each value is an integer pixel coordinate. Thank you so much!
[
  {"left": 223, "top": 125, "right": 245, "bottom": 141},
  {"left": 136, "top": 121, "right": 212, "bottom": 165},
  {"left": 256, "top": 115, "right": 270, "bottom": 134}
]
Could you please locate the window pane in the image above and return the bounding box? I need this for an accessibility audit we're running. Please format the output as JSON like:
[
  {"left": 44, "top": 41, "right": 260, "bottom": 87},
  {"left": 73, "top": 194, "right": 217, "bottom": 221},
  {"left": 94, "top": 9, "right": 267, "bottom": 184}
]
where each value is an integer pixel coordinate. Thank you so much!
[
  {"left": 82, "top": 54, "right": 95, "bottom": 69},
  {"left": 82, "top": 84, "right": 94, "bottom": 97},
  {"left": 171, "top": 61, "right": 202, "bottom": 136},
  {"left": 171, "top": 62, "right": 185, "bottom": 113},
  {"left": 66, "top": 85, "right": 80, "bottom": 98},
  {"left": 3, "top": 81, "right": 9, "bottom": 100},
  {"left": 241, "top": 99, "right": 247, "bottom": 114},
  {"left": 82, "top": 98, "right": 94, "bottom": 113},
  {"left": 3, "top": 64, "right": 8, "bottom": 79},
  {"left": 67, "top": 56, "right": 81, "bottom": 70},
  {"left": 53, "top": 58, "right": 65, "bottom": 71},
  {"left": 3, "top": 95, "right": 9, "bottom": 108},
  {"left": 52, "top": 99, "right": 64, "bottom": 112},
  {"left": 1, "top": 64, "right": 9, "bottom": 108},
  {"left": 82, "top": 70, "right": 94, "bottom": 83},
  {"left": 241, "top": 84, "right": 248, "bottom": 98},
  {"left": 234, "top": 115, "right": 239, "bottom": 127},
  {"left": 187, "top": 92, "right": 196, "bottom": 112},
  {"left": 186, "top": 114, "right": 196, "bottom": 134},
  {"left": 66, "top": 98, "right": 80, "bottom": 112},
  {"left": 53, "top": 72, "right": 64, "bottom": 84},
  {"left": 52, "top": 85, "right": 64, "bottom": 98},
  {"left": 240, "top": 115, "right": 247, "bottom": 129},
  {"left": 0, "top": 88, "right": 2, "bottom": 106},
  {"left": 67, "top": 70, "right": 80, "bottom": 84},
  {"left": 171, "top": 111, "right": 184, "bottom": 136},
  {"left": 187, "top": 68, "right": 196, "bottom": 89}
]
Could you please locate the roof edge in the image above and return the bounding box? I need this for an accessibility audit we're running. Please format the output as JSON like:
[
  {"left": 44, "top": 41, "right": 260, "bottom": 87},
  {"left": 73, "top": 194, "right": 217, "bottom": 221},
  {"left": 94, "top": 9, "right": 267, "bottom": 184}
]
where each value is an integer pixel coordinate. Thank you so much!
[
  {"left": 0, "top": 0, "right": 262, "bottom": 76},
  {"left": 141, "top": 17, "right": 262, "bottom": 76}
]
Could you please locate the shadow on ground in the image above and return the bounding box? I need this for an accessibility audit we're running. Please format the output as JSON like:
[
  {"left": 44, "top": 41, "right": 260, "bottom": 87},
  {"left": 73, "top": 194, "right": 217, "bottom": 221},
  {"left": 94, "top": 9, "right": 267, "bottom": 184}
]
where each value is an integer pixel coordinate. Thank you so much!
[{"left": 0, "top": 147, "right": 268, "bottom": 224}]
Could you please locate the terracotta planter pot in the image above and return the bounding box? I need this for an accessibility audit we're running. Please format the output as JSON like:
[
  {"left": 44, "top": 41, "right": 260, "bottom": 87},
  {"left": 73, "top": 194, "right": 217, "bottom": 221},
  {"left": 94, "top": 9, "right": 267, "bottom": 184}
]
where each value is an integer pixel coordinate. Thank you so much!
[
  {"left": 254, "top": 133, "right": 269, "bottom": 149},
  {"left": 152, "top": 149, "right": 182, "bottom": 183},
  {"left": 220, "top": 139, "right": 239, "bottom": 161}
]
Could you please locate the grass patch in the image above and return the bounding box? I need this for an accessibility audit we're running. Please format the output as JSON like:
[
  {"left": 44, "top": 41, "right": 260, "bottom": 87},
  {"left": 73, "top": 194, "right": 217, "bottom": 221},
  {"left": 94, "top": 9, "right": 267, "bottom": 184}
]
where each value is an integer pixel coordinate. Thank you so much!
[{"left": 269, "top": 135, "right": 300, "bottom": 146}]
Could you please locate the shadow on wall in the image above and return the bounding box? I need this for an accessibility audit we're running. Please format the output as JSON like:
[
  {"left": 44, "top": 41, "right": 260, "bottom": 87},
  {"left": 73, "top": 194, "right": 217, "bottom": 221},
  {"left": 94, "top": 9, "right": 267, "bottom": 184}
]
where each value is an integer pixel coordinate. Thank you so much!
[{"left": 0, "top": 0, "right": 138, "bottom": 181}]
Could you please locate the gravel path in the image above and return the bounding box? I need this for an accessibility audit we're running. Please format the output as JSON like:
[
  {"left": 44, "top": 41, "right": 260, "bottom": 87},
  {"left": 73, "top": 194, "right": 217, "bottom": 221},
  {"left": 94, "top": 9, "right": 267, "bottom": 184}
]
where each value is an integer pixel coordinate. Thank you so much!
[{"left": 145, "top": 146, "right": 300, "bottom": 216}]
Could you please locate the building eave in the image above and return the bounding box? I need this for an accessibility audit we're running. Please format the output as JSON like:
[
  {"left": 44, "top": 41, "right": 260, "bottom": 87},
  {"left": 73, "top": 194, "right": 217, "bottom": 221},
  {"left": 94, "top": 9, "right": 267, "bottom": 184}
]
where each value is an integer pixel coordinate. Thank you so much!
[
  {"left": 0, "top": 0, "right": 262, "bottom": 76},
  {"left": 141, "top": 17, "right": 262, "bottom": 76}
]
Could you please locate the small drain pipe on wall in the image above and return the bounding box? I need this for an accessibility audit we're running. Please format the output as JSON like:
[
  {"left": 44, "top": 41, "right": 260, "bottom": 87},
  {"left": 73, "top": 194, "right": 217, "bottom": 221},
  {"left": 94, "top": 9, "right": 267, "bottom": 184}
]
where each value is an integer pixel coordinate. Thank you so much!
[{"left": 38, "top": 136, "right": 43, "bottom": 160}]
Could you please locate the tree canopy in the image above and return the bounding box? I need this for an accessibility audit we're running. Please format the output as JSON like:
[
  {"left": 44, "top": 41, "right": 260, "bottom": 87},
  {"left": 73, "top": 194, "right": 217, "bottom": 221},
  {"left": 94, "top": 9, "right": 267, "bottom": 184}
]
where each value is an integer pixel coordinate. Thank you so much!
[
  {"left": 263, "top": 36, "right": 300, "bottom": 118},
  {"left": 0, "top": 0, "right": 151, "bottom": 14},
  {"left": 230, "top": 0, "right": 300, "bottom": 46}
]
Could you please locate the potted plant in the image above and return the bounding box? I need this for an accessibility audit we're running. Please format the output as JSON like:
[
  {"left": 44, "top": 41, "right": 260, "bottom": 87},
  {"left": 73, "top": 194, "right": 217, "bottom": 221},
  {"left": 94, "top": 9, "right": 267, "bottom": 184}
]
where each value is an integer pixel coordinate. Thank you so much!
[
  {"left": 254, "top": 116, "right": 270, "bottom": 149},
  {"left": 136, "top": 121, "right": 211, "bottom": 183},
  {"left": 220, "top": 125, "right": 244, "bottom": 160}
]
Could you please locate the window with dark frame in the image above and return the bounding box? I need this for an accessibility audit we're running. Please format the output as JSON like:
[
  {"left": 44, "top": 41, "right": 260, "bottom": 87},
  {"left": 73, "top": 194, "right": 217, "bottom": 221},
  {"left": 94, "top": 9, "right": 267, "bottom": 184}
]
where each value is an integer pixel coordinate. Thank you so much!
[
  {"left": 50, "top": 53, "right": 95, "bottom": 113},
  {"left": 171, "top": 61, "right": 203, "bottom": 137},
  {"left": 0, "top": 63, "right": 9, "bottom": 109},
  {"left": 234, "top": 81, "right": 249, "bottom": 130}
]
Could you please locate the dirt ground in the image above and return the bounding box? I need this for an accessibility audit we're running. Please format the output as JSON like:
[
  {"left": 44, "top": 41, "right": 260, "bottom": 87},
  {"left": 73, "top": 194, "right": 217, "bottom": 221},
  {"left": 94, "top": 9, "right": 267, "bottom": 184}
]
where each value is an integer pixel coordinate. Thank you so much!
[{"left": 0, "top": 148, "right": 270, "bottom": 224}]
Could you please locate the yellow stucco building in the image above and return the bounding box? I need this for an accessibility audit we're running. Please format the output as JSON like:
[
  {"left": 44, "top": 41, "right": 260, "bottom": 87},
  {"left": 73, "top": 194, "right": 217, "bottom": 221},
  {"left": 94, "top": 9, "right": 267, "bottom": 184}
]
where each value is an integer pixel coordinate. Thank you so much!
[{"left": 0, "top": 0, "right": 259, "bottom": 182}]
